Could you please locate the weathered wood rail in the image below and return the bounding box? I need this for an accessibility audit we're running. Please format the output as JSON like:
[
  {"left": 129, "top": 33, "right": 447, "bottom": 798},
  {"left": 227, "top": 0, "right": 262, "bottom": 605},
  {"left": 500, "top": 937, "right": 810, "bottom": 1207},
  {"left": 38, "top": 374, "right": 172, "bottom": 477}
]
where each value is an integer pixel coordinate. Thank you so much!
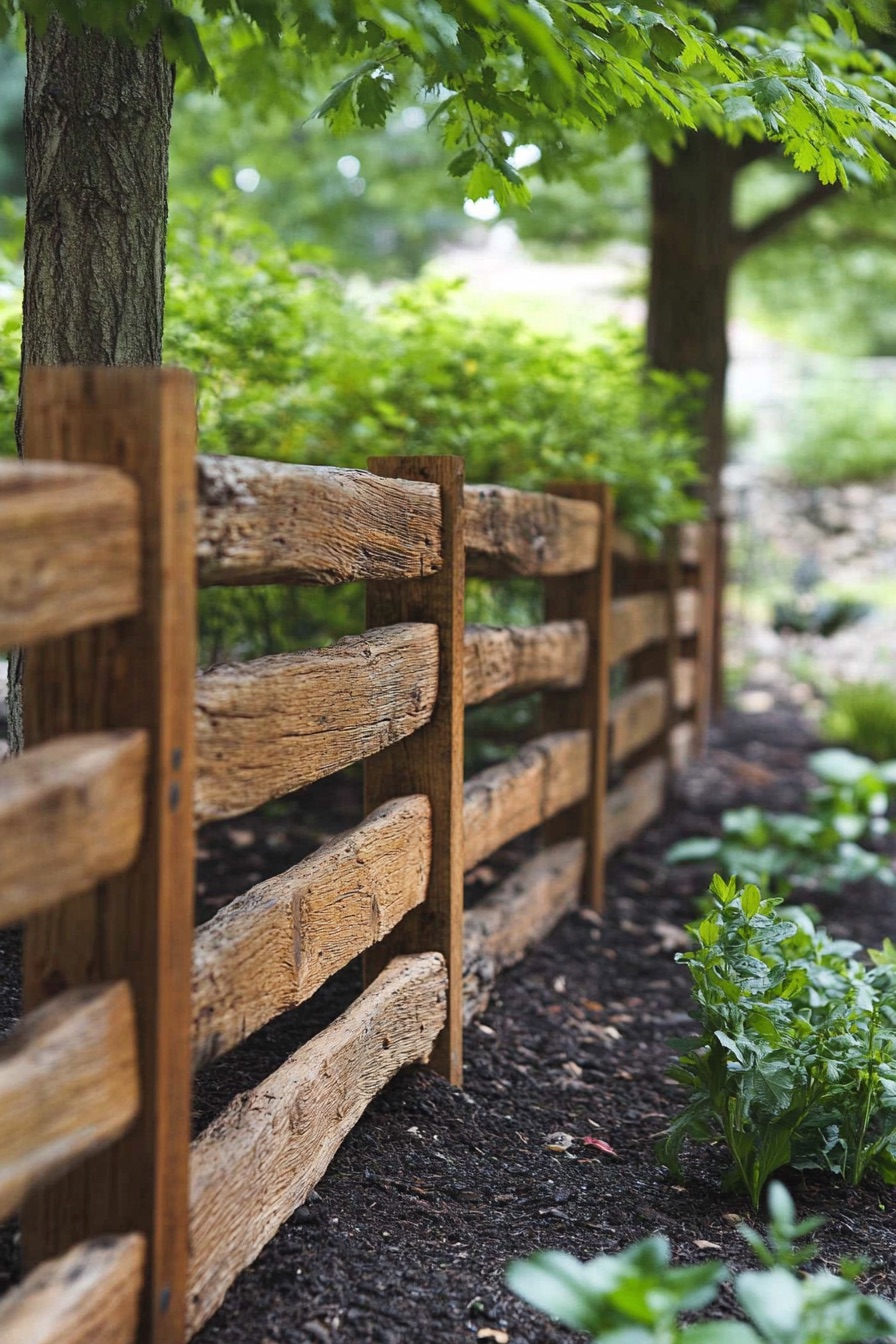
[{"left": 0, "top": 368, "right": 717, "bottom": 1342}]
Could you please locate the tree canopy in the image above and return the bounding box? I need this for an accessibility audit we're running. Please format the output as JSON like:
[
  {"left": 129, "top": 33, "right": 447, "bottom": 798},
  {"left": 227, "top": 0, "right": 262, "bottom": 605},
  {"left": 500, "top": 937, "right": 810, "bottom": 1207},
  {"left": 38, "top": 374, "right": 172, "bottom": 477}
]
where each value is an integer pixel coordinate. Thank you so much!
[{"left": 2, "top": 2, "right": 895, "bottom": 204}]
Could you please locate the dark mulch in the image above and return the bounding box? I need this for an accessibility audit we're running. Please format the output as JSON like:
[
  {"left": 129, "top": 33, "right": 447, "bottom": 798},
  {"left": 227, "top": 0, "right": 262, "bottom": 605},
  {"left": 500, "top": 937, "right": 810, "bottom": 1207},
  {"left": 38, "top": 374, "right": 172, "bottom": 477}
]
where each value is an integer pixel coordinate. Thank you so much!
[{"left": 2, "top": 709, "right": 896, "bottom": 1341}]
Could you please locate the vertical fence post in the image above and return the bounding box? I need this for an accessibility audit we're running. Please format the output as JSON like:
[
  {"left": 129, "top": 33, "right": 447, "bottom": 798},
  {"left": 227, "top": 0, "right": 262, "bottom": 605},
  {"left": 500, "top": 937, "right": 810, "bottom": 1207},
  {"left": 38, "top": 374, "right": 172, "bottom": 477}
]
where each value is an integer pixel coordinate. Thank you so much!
[
  {"left": 20, "top": 367, "right": 196, "bottom": 1344},
  {"left": 363, "top": 455, "right": 465, "bottom": 1086},
  {"left": 542, "top": 483, "right": 613, "bottom": 911}
]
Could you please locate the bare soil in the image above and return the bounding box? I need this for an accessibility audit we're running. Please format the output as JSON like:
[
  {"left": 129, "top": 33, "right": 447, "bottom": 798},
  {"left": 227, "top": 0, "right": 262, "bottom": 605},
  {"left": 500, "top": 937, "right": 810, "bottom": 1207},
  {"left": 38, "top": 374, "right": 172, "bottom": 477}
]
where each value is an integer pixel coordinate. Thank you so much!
[{"left": 2, "top": 709, "right": 895, "bottom": 1342}]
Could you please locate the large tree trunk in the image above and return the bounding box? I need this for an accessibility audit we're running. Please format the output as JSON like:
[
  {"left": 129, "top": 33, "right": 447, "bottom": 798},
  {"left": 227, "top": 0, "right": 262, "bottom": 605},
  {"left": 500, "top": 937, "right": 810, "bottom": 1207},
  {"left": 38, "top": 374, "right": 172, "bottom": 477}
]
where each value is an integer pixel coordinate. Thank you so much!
[
  {"left": 647, "top": 132, "right": 737, "bottom": 516},
  {"left": 7, "top": 17, "right": 174, "bottom": 753}
]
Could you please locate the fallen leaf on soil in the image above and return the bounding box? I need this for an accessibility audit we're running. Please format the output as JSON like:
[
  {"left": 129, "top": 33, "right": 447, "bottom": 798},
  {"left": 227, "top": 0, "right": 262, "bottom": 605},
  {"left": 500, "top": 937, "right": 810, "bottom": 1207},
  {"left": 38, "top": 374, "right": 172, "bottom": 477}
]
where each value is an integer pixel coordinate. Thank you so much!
[
  {"left": 562, "top": 1060, "right": 583, "bottom": 1079},
  {"left": 226, "top": 827, "right": 255, "bottom": 848},
  {"left": 582, "top": 1137, "right": 618, "bottom": 1156},
  {"left": 723, "top": 1213, "right": 742, "bottom": 1225},
  {"left": 477, "top": 1022, "right": 496, "bottom": 1036},
  {"left": 554, "top": 975, "right": 567, "bottom": 994},
  {"left": 694, "top": 1240, "right": 722, "bottom": 1250},
  {"left": 582, "top": 999, "right": 604, "bottom": 1012},
  {"left": 477, "top": 1330, "right": 509, "bottom": 1342},
  {"left": 544, "top": 1131, "right": 575, "bottom": 1152}
]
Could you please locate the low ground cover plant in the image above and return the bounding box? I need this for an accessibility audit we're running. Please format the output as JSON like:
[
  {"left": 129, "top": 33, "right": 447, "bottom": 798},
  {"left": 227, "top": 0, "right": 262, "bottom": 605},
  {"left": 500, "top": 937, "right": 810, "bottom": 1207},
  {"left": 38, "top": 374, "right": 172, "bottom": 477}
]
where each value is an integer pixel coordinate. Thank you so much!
[
  {"left": 507, "top": 1182, "right": 896, "bottom": 1343},
  {"left": 660, "top": 876, "right": 896, "bottom": 1207},
  {"left": 666, "top": 749, "right": 896, "bottom": 896},
  {"left": 824, "top": 683, "right": 896, "bottom": 764}
]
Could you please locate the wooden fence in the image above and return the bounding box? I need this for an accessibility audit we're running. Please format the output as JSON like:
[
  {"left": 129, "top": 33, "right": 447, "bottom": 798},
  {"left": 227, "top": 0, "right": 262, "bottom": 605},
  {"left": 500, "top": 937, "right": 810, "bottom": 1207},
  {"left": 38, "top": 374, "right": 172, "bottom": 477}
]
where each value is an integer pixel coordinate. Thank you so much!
[{"left": 0, "top": 368, "right": 716, "bottom": 1344}]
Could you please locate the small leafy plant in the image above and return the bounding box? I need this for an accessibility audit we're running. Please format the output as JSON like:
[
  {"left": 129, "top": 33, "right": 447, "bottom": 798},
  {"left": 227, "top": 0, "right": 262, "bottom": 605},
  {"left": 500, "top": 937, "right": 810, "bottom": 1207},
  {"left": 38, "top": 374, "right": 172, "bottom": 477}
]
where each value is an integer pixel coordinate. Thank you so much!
[
  {"left": 824, "top": 683, "right": 896, "bottom": 764},
  {"left": 507, "top": 1182, "right": 896, "bottom": 1343},
  {"left": 660, "top": 876, "right": 896, "bottom": 1206},
  {"left": 665, "top": 749, "right": 896, "bottom": 896}
]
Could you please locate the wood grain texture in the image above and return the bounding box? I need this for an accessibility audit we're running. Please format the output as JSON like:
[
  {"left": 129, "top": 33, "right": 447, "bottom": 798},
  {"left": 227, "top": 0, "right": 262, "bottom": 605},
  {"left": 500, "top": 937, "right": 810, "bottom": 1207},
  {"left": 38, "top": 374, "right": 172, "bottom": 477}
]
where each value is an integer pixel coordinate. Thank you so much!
[
  {"left": 465, "top": 484, "right": 600, "bottom": 577},
  {"left": 0, "top": 1234, "right": 145, "bottom": 1344},
  {"left": 364, "top": 457, "right": 465, "bottom": 1084},
  {"left": 0, "top": 459, "right": 141, "bottom": 647},
  {"left": 676, "top": 587, "right": 700, "bottom": 637},
  {"left": 674, "top": 659, "right": 697, "bottom": 712},
  {"left": 191, "top": 795, "right": 432, "bottom": 1071},
  {"left": 542, "top": 482, "right": 613, "bottom": 909},
  {"left": 611, "top": 678, "right": 667, "bottom": 764},
  {"left": 0, "top": 984, "right": 139, "bottom": 1222},
  {"left": 195, "top": 623, "right": 439, "bottom": 825},
  {"left": 609, "top": 593, "right": 669, "bottom": 665},
  {"left": 21, "top": 367, "right": 196, "bottom": 1344},
  {"left": 463, "top": 839, "right": 585, "bottom": 1024},
  {"left": 464, "top": 620, "right": 588, "bottom": 707},
  {"left": 463, "top": 730, "right": 591, "bottom": 873},
  {"left": 187, "top": 953, "right": 447, "bottom": 1337},
  {"left": 197, "top": 456, "right": 442, "bottom": 587},
  {"left": 0, "top": 731, "right": 147, "bottom": 927},
  {"left": 604, "top": 757, "right": 668, "bottom": 855}
]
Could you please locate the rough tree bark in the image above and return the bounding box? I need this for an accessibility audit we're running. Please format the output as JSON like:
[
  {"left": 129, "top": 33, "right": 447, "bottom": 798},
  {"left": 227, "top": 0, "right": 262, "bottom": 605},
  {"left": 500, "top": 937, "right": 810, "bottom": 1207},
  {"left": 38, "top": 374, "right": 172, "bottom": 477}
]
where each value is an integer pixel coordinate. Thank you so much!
[
  {"left": 647, "top": 132, "right": 738, "bottom": 518},
  {"left": 8, "top": 17, "right": 174, "bottom": 754}
]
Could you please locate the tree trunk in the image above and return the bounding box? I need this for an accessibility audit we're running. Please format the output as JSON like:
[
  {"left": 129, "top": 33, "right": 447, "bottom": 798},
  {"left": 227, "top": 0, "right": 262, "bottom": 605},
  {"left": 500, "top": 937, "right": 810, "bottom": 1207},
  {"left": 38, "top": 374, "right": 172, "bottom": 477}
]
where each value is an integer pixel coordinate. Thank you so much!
[
  {"left": 7, "top": 17, "right": 174, "bottom": 754},
  {"left": 647, "top": 132, "right": 737, "bottom": 516}
]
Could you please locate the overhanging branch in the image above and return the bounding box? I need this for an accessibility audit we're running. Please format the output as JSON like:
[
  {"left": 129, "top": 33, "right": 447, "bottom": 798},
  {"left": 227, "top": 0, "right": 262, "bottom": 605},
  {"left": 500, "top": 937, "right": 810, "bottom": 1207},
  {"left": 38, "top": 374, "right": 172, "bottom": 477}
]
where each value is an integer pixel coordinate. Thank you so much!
[{"left": 731, "top": 180, "right": 839, "bottom": 259}]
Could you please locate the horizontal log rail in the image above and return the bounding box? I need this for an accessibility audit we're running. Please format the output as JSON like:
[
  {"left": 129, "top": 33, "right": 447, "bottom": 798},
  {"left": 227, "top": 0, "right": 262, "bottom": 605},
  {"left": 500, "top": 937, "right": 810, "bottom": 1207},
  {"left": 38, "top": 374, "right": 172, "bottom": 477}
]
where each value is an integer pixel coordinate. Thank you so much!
[
  {"left": 675, "top": 658, "right": 697, "bottom": 711},
  {"left": 463, "top": 620, "right": 588, "bottom": 707},
  {"left": 464, "top": 484, "right": 600, "bottom": 577},
  {"left": 197, "top": 456, "right": 442, "bottom": 587},
  {"left": 609, "top": 593, "right": 669, "bottom": 665},
  {"left": 676, "top": 588, "right": 700, "bottom": 637},
  {"left": 463, "top": 730, "right": 590, "bottom": 873},
  {"left": 187, "top": 952, "right": 447, "bottom": 1337},
  {"left": 191, "top": 795, "right": 432, "bottom": 1070},
  {"left": 0, "top": 460, "right": 141, "bottom": 647},
  {"left": 0, "top": 732, "right": 147, "bottom": 927},
  {"left": 195, "top": 623, "right": 439, "bottom": 824},
  {"left": 678, "top": 522, "right": 703, "bottom": 568},
  {"left": 0, "top": 1235, "right": 145, "bottom": 1344},
  {"left": 611, "top": 525, "right": 644, "bottom": 561},
  {"left": 611, "top": 679, "right": 667, "bottom": 765},
  {"left": 0, "top": 984, "right": 139, "bottom": 1222},
  {"left": 604, "top": 757, "right": 668, "bottom": 856},
  {"left": 463, "top": 839, "right": 585, "bottom": 1024}
]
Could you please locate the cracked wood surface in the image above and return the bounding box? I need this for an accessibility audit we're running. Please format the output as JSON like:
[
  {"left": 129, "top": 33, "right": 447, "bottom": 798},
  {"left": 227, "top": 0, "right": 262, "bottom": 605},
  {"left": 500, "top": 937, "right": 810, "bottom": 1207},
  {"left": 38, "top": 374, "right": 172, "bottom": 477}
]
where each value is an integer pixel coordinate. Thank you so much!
[
  {"left": 464, "top": 485, "right": 600, "bottom": 577},
  {"left": 462, "top": 730, "right": 590, "bottom": 873},
  {"left": 463, "top": 621, "right": 588, "bottom": 707},
  {"left": 197, "top": 456, "right": 442, "bottom": 587},
  {"left": 195, "top": 624, "right": 439, "bottom": 824},
  {"left": 187, "top": 953, "right": 447, "bottom": 1337},
  {"left": 191, "top": 796, "right": 432, "bottom": 1070}
]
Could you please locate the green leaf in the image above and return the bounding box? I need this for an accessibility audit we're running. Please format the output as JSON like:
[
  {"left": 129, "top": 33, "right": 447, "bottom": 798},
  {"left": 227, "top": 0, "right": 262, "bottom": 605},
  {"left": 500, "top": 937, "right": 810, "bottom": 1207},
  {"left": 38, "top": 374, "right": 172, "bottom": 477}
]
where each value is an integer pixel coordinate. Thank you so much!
[{"left": 665, "top": 837, "right": 721, "bottom": 864}]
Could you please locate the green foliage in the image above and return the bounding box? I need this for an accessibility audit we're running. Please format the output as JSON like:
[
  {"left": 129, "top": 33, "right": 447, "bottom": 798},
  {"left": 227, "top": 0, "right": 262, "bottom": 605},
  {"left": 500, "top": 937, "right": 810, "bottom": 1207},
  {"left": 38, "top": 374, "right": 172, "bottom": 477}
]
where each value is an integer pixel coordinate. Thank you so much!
[
  {"left": 2, "top": 2, "right": 896, "bottom": 204},
  {"left": 506, "top": 1180, "right": 896, "bottom": 1342},
  {"left": 157, "top": 201, "right": 703, "bottom": 657},
  {"left": 665, "top": 749, "right": 896, "bottom": 896},
  {"left": 824, "top": 682, "right": 896, "bottom": 762},
  {"left": 660, "top": 875, "right": 896, "bottom": 1206},
  {"left": 781, "top": 372, "right": 896, "bottom": 484}
]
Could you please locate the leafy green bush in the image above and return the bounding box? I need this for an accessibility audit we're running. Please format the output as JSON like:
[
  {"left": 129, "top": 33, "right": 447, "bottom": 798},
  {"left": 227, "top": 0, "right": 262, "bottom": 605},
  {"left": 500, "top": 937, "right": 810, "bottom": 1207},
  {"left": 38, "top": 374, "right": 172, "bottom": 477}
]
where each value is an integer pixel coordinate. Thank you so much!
[
  {"left": 783, "top": 377, "right": 896, "bottom": 487},
  {"left": 660, "top": 875, "right": 896, "bottom": 1207},
  {"left": 507, "top": 1182, "right": 896, "bottom": 1343},
  {"left": 665, "top": 749, "right": 896, "bottom": 896},
  {"left": 824, "top": 683, "right": 896, "bottom": 763}
]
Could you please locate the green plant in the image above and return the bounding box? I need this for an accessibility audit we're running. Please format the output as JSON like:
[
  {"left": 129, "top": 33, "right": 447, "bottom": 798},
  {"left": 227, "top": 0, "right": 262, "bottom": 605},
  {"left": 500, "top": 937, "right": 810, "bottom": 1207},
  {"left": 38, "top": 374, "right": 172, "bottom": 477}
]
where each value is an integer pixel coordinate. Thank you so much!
[
  {"left": 665, "top": 749, "right": 896, "bottom": 897},
  {"left": 824, "top": 684, "right": 896, "bottom": 764},
  {"left": 507, "top": 1181, "right": 896, "bottom": 1343},
  {"left": 660, "top": 876, "right": 896, "bottom": 1206},
  {"left": 783, "top": 376, "right": 896, "bottom": 487}
]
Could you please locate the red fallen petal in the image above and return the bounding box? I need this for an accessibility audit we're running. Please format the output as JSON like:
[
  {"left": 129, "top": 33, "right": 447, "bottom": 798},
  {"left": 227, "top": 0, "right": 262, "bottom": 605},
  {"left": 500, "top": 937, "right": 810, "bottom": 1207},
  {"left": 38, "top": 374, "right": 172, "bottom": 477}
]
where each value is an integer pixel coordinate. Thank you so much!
[{"left": 582, "top": 1137, "right": 617, "bottom": 1155}]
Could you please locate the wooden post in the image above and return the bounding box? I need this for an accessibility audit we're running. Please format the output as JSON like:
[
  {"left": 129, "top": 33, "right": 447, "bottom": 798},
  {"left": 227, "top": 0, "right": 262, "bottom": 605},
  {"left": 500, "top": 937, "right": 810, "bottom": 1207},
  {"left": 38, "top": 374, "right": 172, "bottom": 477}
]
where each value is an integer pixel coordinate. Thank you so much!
[
  {"left": 364, "top": 456, "right": 465, "bottom": 1086},
  {"left": 710, "top": 514, "right": 726, "bottom": 721},
  {"left": 542, "top": 483, "right": 613, "bottom": 911},
  {"left": 20, "top": 367, "right": 196, "bottom": 1344}
]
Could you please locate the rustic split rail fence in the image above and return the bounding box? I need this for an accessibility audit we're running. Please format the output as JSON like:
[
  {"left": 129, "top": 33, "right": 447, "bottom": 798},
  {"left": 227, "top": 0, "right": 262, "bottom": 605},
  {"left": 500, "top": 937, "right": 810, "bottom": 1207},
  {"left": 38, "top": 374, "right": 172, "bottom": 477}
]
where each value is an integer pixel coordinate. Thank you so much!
[{"left": 0, "top": 368, "right": 717, "bottom": 1344}]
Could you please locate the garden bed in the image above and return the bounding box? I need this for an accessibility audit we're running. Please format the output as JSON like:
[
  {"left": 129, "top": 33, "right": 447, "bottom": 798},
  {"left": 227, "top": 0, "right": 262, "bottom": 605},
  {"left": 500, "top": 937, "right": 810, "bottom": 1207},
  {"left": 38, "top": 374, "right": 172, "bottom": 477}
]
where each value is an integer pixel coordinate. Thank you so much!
[{"left": 2, "top": 708, "right": 895, "bottom": 1341}]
